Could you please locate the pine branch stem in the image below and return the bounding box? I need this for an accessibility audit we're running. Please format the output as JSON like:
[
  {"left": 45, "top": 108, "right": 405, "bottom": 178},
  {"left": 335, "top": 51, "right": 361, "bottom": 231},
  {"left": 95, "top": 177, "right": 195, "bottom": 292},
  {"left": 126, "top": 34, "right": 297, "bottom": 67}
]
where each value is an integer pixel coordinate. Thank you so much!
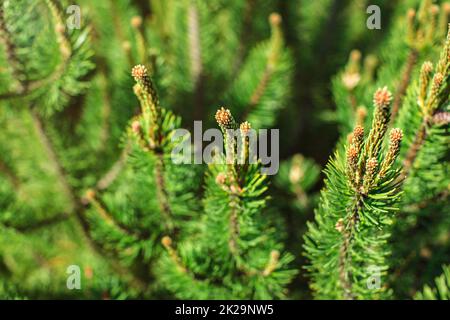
[
  {"left": 401, "top": 119, "right": 428, "bottom": 180},
  {"left": 390, "top": 49, "right": 419, "bottom": 124},
  {"left": 0, "top": 3, "right": 25, "bottom": 92},
  {"left": 0, "top": 158, "right": 20, "bottom": 188}
]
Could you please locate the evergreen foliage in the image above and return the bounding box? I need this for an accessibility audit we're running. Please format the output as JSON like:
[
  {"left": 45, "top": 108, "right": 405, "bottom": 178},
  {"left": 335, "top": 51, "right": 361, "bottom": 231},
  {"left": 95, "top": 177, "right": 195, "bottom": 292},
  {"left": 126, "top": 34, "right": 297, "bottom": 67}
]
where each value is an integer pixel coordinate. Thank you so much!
[{"left": 0, "top": 0, "right": 448, "bottom": 300}]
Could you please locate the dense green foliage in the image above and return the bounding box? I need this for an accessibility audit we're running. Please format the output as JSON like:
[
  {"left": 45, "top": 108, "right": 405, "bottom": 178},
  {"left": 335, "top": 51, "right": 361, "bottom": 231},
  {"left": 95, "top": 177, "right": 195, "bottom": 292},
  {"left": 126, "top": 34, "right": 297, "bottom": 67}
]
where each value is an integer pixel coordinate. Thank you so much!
[{"left": 0, "top": 0, "right": 448, "bottom": 299}]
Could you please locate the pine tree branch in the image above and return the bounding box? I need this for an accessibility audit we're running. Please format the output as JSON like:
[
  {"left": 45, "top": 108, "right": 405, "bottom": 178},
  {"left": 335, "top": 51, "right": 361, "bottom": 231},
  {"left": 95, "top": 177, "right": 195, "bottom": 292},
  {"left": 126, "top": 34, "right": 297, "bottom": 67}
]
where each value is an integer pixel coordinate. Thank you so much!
[
  {"left": 0, "top": 0, "right": 72, "bottom": 100},
  {"left": 188, "top": 3, "right": 204, "bottom": 120},
  {"left": 401, "top": 120, "right": 428, "bottom": 180},
  {"left": 109, "top": 0, "right": 133, "bottom": 67},
  {"left": 31, "top": 108, "right": 148, "bottom": 291},
  {"left": 96, "top": 143, "right": 130, "bottom": 191},
  {"left": 3, "top": 212, "right": 71, "bottom": 232},
  {"left": 242, "top": 14, "right": 282, "bottom": 120},
  {"left": 232, "top": 0, "right": 256, "bottom": 74},
  {"left": 0, "top": 3, "right": 25, "bottom": 92},
  {"left": 390, "top": 49, "right": 419, "bottom": 124},
  {"left": 0, "top": 158, "right": 20, "bottom": 189}
]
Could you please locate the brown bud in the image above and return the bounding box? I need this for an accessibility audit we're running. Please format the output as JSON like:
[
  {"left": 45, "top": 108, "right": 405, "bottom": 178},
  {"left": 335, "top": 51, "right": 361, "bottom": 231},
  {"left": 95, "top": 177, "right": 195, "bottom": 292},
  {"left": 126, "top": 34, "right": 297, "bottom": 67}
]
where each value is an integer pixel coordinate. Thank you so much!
[
  {"left": 422, "top": 61, "right": 433, "bottom": 74},
  {"left": 373, "top": 86, "right": 393, "bottom": 109},
  {"left": 356, "top": 106, "right": 367, "bottom": 126},
  {"left": 215, "top": 172, "right": 227, "bottom": 185},
  {"left": 269, "top": 13, "right": 282, "bottom": 26},
  {"left": 389, "top": 128, "right": 403, "bottom": 145},
  {"left": 366, "top": 157, "right": 378, "bottom": 172},
  {"left": 433, "top": 111, "right": 450, "bottom": 125},
  {"left": 335, "top": 218, "right": 345, "bottom": 233},
  {"left": 430, "top": 5, "right": 439, "bottom": 16},
  {"left": 352, "top": 125, "right": 364, "bottom": 143},
  {"left": 407, "top": 9, "right": 416, "bottom": 20},
  {"left": 131, "top": 120, "right": 141, "bottom": 133},
  {"left": 161, "top": 236, "right": 172, "bottom": 248},
  {"left": 346, "top": 146, "right": 358, "bottom": 164},
  {"left": 132, "top": 64, "right": 148, "bottom": 81},
  {"left": 131, "top": 16, "right": 143, "bottom": 28},
  {"left": 350, "top": 49, "right": 362, "bottom": 63},
  {"left": 240, "top": 121, "right": 251, "bottom": 134},
  {"left": 85, "top": 189, "right": 96, "bottom": 201},
  {"left": 432, "top": 72, "right": 444, "bottom": 91},
  {"left": 215, "top": 107, "right": 233, "bottom": 128},
  {"left": 270, "top": 250, "right": 280, "bottom": 261}
]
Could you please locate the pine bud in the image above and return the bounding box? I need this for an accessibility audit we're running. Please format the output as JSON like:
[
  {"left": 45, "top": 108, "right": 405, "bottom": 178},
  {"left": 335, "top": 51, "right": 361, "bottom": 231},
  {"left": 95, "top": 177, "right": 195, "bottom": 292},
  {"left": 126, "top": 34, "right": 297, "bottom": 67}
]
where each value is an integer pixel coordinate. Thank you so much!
[
  {"left": 419, "top": 61, "right": 433, "bottom": 107},
  {"left": 365, "top": 87, "right": 392, "bottom": 161},
  {"left": 215, "top": 172, "right": 227, "bottom": 185},
  {"left": 346, "top": 146, "right": 358, "bottom": 167},
  {"left": 131, "top": 120, "right": 141, "bottom": 134},
  {"left": 132, "top": 64, "right": 147, "bottom": 81},
  {"left": 407, "top": 9, "right": 417, "bottom": 43},
  {"left": 131, "top": 16, "right": 143, "bottom": 28},
  {"left": 346, "top": 146, "right": 359, "bottom": 186},
  {"left": 215, "top": 107, "right": 234, "bottom": 129},
  {"left": 389, "top": 128, "right": 403, "bottom": 146},
  {"left": 270, "top": 250, "right": 280, "bottom": 261},
  {"left": 431, "top": 72, "right": 444, "bottom": 95},
  {"left": 269, "top": 13, "right": 282, "bottom": 26},
  {"left": 240, "top": 121, "right": 251, "bottom": 134},
  {"left": 335, "top": 218, "right": 345, "bottom": 233},
  {"left": 351, "top": 125, "right": 364, "bottom": 151},
  {"left": 161, "top": 236, "right": 172, "bottom": 248},
  {"left": 356, "top": 106, "right": 367, "bottom": 126},
  {"left": 363, "top": 157, "right": 378, "bottom": 193},
  {"left": 85, "top": 189, "right": 96, "bottom": 201},
  {"left": 342, "top": 73, "right": 361, "bottom": 91},
  {"left": 379, "top": 128, "right": 403, "bottom": 179},
  {"left": 433, "top": 111, "right": 450, "bottom": 125},
  {"left": 373, "top": 86, "right": 393, "bottom": 109}
]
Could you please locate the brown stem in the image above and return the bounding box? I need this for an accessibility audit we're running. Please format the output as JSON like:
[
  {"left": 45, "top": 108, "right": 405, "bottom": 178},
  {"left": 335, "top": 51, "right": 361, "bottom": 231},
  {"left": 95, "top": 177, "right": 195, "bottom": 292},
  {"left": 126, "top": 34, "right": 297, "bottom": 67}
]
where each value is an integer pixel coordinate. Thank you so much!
[
  {"left": 3, "top": 212, "right": 71, "bottom": 232},
  {"left": 30, "top": 109, "right": 148, "bottom": 291},
  {"left": 0, "top": 1, "right": 73, "bottom": 100},
  {"left": 0, "top": 158, "right": 20, "bottom": 188},
  {"left": 0, "top": 4, "right": 25, "bottom": 92},
  {"left": 401, "top": 120, "right": 428, "bottom": 180},
  {"left": 232, "top": 0, "right": 256, "bottom": 75},
  {"left": 96, "top": 143, "right": 130, "bottom": 191},
  {"left": 390, "top": 49, "right": 419, "bottom": 125}
]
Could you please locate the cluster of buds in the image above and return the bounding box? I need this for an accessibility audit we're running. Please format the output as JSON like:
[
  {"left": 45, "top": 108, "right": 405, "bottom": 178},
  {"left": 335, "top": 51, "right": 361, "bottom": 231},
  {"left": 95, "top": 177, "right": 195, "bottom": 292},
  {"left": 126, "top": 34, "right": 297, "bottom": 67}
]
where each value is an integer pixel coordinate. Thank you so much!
[
  {"left": 378, "top": 128, "right": 403, "bottom": 179},
  {"left": 419, "top": 61, "right": 434, "bottom": 108},
  {"left": 215, "top": 107, "right": 235, "bottom": 130},
  {"left": 362, "top": 158, "right": 378, "bottom": 194},
  {"left": 406, "top": 2, "right": 448, "bottom": 49},
  {"left": 131, "top": 64, "right": 161, "bottom": 149},
  {"left": 365, "top": 87, "right": 392, "bottom": 161},
  {"left": 345, "top": 125, "right": 364, "bottom": 187}
]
